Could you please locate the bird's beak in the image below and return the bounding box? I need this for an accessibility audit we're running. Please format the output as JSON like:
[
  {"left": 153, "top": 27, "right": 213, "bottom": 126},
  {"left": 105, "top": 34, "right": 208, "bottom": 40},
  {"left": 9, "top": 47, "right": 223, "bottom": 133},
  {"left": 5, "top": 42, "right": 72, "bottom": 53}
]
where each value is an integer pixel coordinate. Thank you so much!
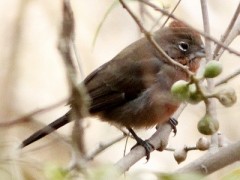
[
  {"left": 189, "top": 46, "right": 206, "bottom": 61},
  {"left": 195, "top": 47, "right": 206, "bottom": 58}
]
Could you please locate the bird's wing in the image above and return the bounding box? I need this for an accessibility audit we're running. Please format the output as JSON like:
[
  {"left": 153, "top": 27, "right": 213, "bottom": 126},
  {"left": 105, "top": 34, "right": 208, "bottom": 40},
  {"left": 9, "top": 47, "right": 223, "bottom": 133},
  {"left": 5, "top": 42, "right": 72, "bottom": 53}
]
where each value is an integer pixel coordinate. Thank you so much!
[{"left": 84, "top": 57, "right": 163, "bottom": 113}]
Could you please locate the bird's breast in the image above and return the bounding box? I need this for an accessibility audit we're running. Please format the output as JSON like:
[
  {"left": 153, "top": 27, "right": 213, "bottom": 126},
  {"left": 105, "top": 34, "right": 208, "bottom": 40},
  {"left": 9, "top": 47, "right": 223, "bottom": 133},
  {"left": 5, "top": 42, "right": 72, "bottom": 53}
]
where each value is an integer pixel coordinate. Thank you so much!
[{"left": 97, "top": 84, "right": 180, "bottom": 129}]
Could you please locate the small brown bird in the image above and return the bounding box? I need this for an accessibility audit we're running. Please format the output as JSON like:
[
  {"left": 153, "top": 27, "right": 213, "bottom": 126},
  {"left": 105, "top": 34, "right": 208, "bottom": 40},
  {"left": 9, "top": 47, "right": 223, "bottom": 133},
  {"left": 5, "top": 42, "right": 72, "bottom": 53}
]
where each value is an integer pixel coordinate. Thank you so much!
[{"left": 21, "top": 21, "right": 205, "bottom": 159}]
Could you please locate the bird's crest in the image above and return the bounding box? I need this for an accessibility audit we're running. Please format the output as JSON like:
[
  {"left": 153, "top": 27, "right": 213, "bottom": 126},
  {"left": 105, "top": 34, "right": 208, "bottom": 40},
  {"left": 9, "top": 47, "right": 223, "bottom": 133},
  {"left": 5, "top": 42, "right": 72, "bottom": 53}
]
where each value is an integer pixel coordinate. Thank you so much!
[
  {"left": 169, "top": 20, "right": 189, "bottom": 28},
  {"left": 169, "top": 20, "right": 200, "bottom": 38}
]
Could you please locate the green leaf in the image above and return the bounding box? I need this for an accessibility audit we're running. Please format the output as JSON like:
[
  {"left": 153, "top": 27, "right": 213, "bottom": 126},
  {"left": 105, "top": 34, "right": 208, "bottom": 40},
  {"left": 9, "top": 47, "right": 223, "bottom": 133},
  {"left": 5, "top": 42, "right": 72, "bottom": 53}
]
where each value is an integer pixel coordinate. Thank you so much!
[
  {"left": 87, "top": 165, "right": 120, "bottom": 180},
  {"left": 222, "top": 168, "right": 240, "bottom": 180},
  {"left": 157, "top": 172, "right": 203, "bottom": 180},
  {"left": 44, "top": 164, "right": 69, "bottom": 180}
]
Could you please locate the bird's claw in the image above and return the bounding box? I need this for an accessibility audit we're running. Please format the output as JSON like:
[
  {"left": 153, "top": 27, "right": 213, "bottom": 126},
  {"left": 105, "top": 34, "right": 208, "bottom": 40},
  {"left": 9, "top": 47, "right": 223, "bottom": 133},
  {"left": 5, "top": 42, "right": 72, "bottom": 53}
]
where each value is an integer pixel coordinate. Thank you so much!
[
  {"left": 131, "top": 139, "right": 155, "bottom": 161},
  {"left": 168, "top": 117, "right": 178, "bottom": 136},
  {"left": 128, "top": 128, "right": 155, "bottom": 161}
]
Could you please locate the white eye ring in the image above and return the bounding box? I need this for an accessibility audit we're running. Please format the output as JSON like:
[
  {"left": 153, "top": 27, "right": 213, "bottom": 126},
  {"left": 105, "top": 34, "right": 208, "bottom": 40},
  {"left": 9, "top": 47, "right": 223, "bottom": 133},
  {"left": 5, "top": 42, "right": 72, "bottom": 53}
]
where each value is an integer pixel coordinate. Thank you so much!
[{"left": 178, "top": 41, "right": 189, "bottom": 52}]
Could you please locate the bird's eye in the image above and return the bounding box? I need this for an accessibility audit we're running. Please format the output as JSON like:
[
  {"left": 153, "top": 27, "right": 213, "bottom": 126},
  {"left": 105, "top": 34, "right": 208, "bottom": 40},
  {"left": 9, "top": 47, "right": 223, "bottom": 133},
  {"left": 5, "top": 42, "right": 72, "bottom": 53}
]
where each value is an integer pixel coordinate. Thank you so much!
[{"left": 178, "top": 41, "right": 189, "bottom": 52}]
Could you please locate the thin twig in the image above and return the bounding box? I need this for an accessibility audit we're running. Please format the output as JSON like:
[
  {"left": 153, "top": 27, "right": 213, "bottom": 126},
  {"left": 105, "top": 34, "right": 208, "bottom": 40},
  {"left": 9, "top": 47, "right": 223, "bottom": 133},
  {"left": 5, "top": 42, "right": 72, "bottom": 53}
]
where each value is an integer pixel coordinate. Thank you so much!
[
  {"left": 138, "top": 0, "right": 240, "bottom": 57},
  {"left": 165, "top": 147, "right": 175, "bottom": 151},
  {"left": 0, "top": 98, "right": 68, "bottom": 127},
  {"left": 213, "top": 3, "right": 240, "bottom": 59},
  {"left": 200, "top": 0, "right": 219, "bottom": 151},
  {"left": 85, "top": 134, "right": 127, "bottom": 161},
  {"left": 138, "top": 0, "right": 146, "bottom": 36},
  {"left": 165, "top": 146, "right": 200, "bottom": 152},
  {"left": 160, "top": 0, "right": 182, "bottom": 29},
  {"left": 150, "top": 14, "right": 164, "bottom": 32},
  {"left": 145, "top": 8, "right": 158, "bottom": 23},
  {"left": 214, "top": 17, "right": 240, "bottom": 61},
  {"left": 59, "top": 0, "right": 88, "bottom": 169},
  {"left": 119, "top": 0, "right": 192, "bottom": 76},
  {"left": 139, "top": 1, "right": 146, "bottom": 24},
  {"left": 123, "top": 134, "right": 130, "bottom": 157},
  {"left": 58, "top": 0, "right": 75, "bottom": 73},
  {"left": 215, "top": 68, "right": 240, "bottom": 86},
  {"left": 185, "top": 146, "right": 198, "bottom": 151},
  {"left": 200, "top": 0, "right": 212, "bottom": 61},
  {"left": 150, "top": 1, "right": 174, "bottom": 31},
  {"left": 71, "top": 37, "right": 85, "bottom": 80}
]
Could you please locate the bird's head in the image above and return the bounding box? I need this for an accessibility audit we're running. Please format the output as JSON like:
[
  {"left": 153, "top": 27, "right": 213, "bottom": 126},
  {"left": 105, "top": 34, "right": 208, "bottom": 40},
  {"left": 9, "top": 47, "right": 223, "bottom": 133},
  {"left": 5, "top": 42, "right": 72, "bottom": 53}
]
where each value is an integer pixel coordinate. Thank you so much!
[{"left": 155, "top": 21, "right": 205, "bottom": 72}]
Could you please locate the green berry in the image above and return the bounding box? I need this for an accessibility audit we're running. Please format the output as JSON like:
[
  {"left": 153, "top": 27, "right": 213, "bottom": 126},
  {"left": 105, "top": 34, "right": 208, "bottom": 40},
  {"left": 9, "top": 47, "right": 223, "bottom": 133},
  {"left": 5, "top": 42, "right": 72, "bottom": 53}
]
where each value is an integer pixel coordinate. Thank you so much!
[
  {"left": 187, "top": 84, "right": 203, "bottom": 104},
  {"left": 204, "top": 61, "right": 222, "bottom": 78},
  {"left": 197, "top": 114, "right": 219, "bottom": 135},
  {"left": 171, "top": 80, "right": 190, "bottom": 101}
]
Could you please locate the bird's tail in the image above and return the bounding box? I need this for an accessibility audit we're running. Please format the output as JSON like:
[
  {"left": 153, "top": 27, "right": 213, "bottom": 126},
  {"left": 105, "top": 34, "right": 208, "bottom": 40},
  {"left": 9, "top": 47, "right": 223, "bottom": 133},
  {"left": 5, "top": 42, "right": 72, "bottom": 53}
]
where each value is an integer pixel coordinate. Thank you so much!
[{"left": 20, "top": 111, "right": 71, "bottom": 148}]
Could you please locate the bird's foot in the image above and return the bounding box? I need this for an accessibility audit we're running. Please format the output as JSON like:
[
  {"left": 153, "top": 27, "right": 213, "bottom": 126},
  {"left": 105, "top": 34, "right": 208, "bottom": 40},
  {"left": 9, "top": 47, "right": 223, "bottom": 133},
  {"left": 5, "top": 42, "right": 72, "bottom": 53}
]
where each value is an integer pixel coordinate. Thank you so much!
[
  {"left": 168, "top": 117, "right": 178, "bottom": 136},
  {"left": 128, "top": 128, "right": 154, "bottom": 161},
  {"left": 131, "top": 139, "right": 154, "bottom": 161}
]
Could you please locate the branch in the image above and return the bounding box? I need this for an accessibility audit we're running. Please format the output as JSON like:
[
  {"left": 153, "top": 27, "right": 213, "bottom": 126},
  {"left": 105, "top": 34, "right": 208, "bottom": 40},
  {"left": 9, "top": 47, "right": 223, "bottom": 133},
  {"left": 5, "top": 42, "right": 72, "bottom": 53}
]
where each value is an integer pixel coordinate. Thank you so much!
[
  {"left": 175, "top": 140, "right": 240, "bottom": 175},
  {"left": 115, "top": 123, "right": 172, "bottom": 173},
  {"left": 215, "top": 67, "right": 240, "bottom": 86},
  {"left": 71, "top": 37, "right": 85, "bottom": 80},
  {"left": 85, "top": 134, "right": 127, "bottom": 161},
  {"left": 160, "top": 0, "right": 182, "bottom": 29},
  {"left": 115, "top": 104, "right": 186, "bottom": 174},
  {"left": 174, "top": 2, "right": 239, "bottom": 175},
  {"left": 150, "top": 0, "right": 182, "bottom": 31},
  {"left": 213, "top": 3, "right": 240, "bottom": 59},
  {"left": 200, "top": 0, "right": 212, "bottom": 61},
  {"left": 0, "top": 98, "right": 68, "bottom": 127},
  {"left": 58, "top": 0, "right": 89, "bottom": 169},
  {"left": 200, "top": 0, "right": 219, "bottom": 151},
  {"left": 119, "top": 0, "right": 192, "bottom": 76},
  {"left": 214, "top": 16, "right": 240, "bottom": 60},
  {"left": 138, "top": 0, "right": 240, "bottom": 57}
]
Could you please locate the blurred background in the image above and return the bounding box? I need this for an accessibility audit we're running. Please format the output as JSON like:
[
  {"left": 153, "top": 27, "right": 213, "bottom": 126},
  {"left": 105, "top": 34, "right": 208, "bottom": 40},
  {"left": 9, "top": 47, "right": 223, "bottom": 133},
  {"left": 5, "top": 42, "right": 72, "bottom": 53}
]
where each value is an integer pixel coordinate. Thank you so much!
[{"left": 0, "top": 0, "right": 240, "bottom": 179}]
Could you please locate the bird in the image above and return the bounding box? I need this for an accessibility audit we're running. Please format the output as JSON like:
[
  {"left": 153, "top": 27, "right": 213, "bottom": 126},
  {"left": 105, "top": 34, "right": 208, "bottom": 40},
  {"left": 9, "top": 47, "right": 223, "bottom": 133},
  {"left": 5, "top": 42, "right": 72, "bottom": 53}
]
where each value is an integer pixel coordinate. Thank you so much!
[{"left": 20, "top": 21, "right": 205, "bottom": 160}]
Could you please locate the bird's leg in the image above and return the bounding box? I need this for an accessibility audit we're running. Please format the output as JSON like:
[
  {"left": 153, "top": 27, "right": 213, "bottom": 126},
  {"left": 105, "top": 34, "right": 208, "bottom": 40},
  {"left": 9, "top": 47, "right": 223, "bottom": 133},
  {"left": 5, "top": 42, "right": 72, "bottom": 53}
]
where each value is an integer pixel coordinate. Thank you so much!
[
  {"left": 127, "top": 127, "right": 155, "bottom": 161},
  {"left": 168, "top": 117, "right": 178, "bottom": 136}
]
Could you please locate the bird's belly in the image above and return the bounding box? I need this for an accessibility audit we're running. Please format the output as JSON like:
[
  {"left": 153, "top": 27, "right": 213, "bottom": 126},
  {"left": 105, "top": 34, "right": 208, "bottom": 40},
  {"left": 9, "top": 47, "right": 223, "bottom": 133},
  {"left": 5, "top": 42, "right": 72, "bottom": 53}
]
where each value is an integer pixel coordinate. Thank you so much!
[{"left": 97, "top": 90, "right": 179, "bottom": 129}]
